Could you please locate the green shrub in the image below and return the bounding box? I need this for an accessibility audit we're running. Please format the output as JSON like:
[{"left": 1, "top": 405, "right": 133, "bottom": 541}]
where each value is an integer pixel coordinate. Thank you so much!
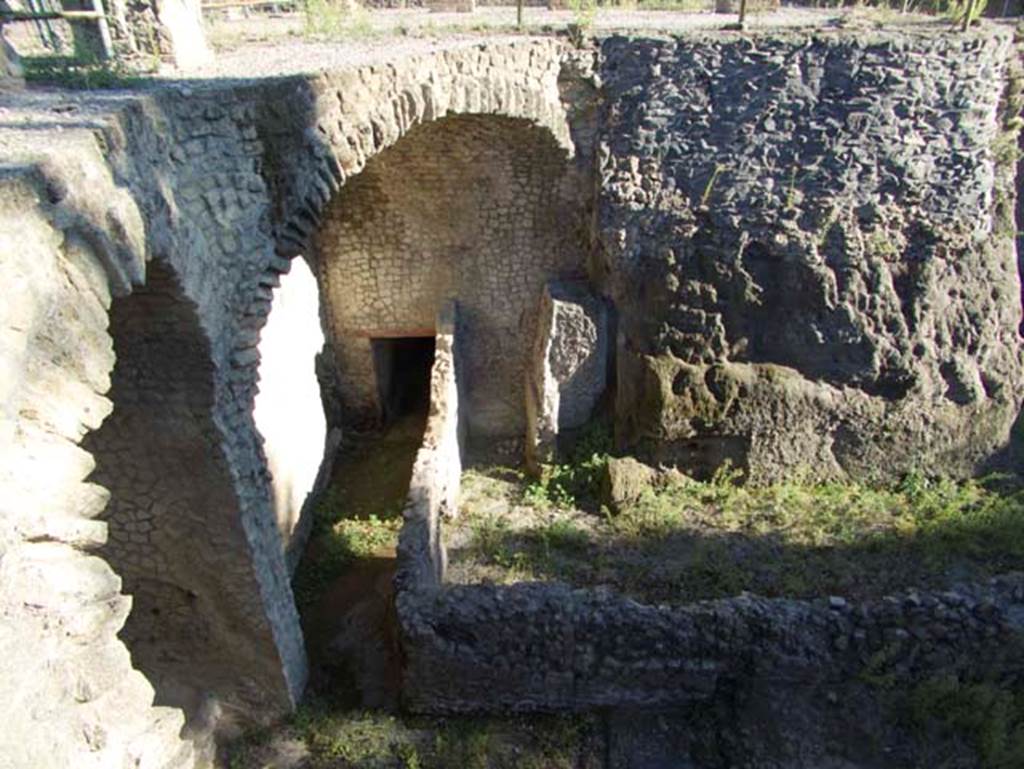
[{"left": 303, "top": 0, "right": 374, "bottom": 39}]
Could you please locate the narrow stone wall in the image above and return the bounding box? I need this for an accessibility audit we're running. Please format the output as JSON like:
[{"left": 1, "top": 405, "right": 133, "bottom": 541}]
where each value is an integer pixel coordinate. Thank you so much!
[
  {"left": 105, "top": 90, "right": 310, "bottom": 716},
  {"left": 396, "top": 301, "right": 466, "bottom": 592}
]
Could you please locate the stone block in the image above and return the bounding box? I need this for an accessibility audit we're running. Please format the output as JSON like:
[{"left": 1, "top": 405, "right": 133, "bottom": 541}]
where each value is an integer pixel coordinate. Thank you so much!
[
  {"left": 599, "top": 456, "right": 657, "bottom": 516},
  {"left": 526, "top": 282, "right": 610, "bottom": 467}
]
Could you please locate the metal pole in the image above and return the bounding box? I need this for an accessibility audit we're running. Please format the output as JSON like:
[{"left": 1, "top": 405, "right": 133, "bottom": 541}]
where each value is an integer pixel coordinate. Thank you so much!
[
  {"left": 737, "top": 0, "right": 747, "bottom": 28},
  {"left": 517, "top": 0, "right": 523, "bottom": 28},
  {"left": 90, "top": 0, "right": 112, "bottom": 60}
]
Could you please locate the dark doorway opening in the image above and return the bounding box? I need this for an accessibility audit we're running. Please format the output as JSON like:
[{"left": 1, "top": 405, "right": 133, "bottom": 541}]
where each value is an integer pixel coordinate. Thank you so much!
[{"left": 372, "top": 336, "right": 435, "bottom": 423}]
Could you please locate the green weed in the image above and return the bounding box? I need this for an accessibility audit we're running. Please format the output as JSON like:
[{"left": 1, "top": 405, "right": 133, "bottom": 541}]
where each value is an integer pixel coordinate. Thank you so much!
[
  {"left": 524, "top": 422, "right": 612, "bottom": 510},
  {"left": 433, "top": 720, "right": 492, "bottom": 769},
  {"left": 292, "top": 482, "right": 402, "bottom": 610},
  {"left": 303, "top": 0, "right": 375, "bottom": 39},
  {"left": 905, "top": 675, "right": 1024, "bottom": 769},
  {"left": 22, "top": 55, "right": 155, "bottom": 90},
  {"left": 455, "top": 458, "right": 1024, "bottom": 604}
]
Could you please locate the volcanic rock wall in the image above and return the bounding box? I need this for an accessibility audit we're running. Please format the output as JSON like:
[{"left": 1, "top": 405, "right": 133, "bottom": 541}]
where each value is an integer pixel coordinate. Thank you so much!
[{"left": 597, "top": 30, "right": 1024, "bottom": 481}]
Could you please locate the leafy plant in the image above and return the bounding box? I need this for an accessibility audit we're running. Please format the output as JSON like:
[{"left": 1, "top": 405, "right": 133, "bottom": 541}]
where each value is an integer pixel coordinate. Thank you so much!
[{"left": 303, "top": 0, "right": 374, "bottom": 39}]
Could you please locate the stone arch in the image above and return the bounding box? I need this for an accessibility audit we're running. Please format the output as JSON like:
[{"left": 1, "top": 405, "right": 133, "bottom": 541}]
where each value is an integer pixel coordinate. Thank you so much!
[
  {"left": 269, "top": 40, "right": 575, "bottom": 261},
  {"left": 310, "top": 111, "right": 590, "bottom": 438},
  {"left": 82, "top": 257, "right": 299, "bottom": 739}
]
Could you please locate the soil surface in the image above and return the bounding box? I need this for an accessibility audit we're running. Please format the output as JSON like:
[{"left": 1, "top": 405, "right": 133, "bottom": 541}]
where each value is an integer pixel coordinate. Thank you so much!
[{"left": 297, "top": 414, "right": 425, "bottom": 712}]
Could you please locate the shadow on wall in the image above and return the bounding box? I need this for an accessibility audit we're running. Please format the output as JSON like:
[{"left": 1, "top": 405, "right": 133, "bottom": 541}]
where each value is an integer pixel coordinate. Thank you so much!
[{"left": 82, "top": 258, "right": 292, "bottom": 734}]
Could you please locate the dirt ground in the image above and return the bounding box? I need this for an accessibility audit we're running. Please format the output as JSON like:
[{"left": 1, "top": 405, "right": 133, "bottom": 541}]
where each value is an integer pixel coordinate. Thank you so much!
[
  {"left": 444, "top": 464, "right": 1024, "bottom": 605},
  {"left": 4, "top": 5, "right": 951, "bottom": 84}
]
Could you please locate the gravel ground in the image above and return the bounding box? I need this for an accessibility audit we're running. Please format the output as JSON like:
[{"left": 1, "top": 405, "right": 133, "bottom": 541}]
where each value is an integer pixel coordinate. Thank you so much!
[
  {"left": 0, "top": 8, "right": 957, "bottom": 168},
  {"left": 5, "top": 6, "right": 951, "bottom": 83},
  {"left": 193, "top": 6, "right": 945, "bottom": 81}
]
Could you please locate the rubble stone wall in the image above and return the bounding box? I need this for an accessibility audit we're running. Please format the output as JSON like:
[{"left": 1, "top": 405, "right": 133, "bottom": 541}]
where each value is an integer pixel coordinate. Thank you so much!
[
  {"left": 396, "top": 301, "right": 466, "bottom": 592},
  {"left": 597, "top": 30, "right": 1024, "bottom": 481},
  {"left": 399, "top": 575, "right": 1024, "bottom": 716}
]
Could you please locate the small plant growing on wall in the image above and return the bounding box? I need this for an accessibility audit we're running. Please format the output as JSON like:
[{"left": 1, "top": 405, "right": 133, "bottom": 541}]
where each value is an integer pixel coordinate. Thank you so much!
[{"left": 567, "top": 0, "right": 596, "bottom": 48}]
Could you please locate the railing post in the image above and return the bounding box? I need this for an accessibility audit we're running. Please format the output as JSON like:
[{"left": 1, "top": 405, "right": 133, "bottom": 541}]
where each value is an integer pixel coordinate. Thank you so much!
[{"left": 61, "top": 0, "right": 112, "bottom": 61}]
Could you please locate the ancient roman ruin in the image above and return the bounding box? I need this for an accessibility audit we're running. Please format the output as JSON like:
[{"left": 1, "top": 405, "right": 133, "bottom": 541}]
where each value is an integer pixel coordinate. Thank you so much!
[{"left": 2, "top": 8, "right": 1024, "bottom": 768}]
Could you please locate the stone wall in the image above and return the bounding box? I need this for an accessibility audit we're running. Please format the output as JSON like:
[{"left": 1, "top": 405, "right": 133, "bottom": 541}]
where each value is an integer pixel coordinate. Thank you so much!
[
  {"left": 399, "top": 574, "right": 1024, "bottom": 717},
  {"left": 313, "top": 114, "right": 588, "bottom": 437},
  {"left": 396, "top": 302, "right": 466, "bottom": 592},
  {"left": 526, "top": 281, "right": 611, "bottom": 466},
  {"left": 103, "top": 89, "right": 311, "bottom": 723},
  {"left": 596, "top": 29, "right": 1024, "bottom": 482},
  {"left": 0, "top": 38, "right": 577, "bottom": 768}
]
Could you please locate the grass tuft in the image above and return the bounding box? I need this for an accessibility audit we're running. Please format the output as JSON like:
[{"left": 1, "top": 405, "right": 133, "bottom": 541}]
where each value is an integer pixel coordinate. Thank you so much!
[{"left": 22, "top": 55, "right": 155, "bottom": 90}]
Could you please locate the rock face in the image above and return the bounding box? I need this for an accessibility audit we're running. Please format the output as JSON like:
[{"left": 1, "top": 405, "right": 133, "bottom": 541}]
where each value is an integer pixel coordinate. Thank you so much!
[
  {"left": 597, "top": 30, "right": 1024, "bottom": 481},
  {"left": 527, "top": 282, "right": 611, "bottom": 465}
]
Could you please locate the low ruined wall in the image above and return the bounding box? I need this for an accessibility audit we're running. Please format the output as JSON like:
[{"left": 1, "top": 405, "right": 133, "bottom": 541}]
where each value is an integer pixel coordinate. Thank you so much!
[
  {"left": 399, "top": 573, "right": 1024, "bottom": 716},
  {"left": 396, "top": 302, "right": 465, "bottom": 591}
]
